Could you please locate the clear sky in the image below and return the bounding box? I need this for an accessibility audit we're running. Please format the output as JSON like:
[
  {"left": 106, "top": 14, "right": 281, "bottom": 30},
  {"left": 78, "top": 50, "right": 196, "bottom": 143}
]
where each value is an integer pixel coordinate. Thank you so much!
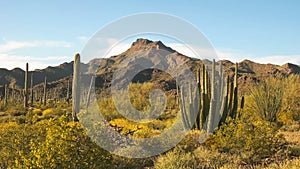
[{"left": 1, "top": 0, "right": 300, "bottom": 70}]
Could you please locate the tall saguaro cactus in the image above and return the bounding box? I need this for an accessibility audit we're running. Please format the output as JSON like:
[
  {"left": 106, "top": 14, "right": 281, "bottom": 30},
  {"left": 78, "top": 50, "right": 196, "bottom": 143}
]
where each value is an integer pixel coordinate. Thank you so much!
[
  {"left": 66, "top": 78, "right": 70, "bottom": 104},
  {"left": 43, "top": 77, "right": 47, "bottom": 106},
  {"left": 24, "top": 63, "right": 29, "bottom": 108},
  {"left": 4, "top": 84, "right": 8, "bottom": 106},
  {"left": 72, "top": 53, "right": 81, "bottom": 122},
  {"left": 30, "top": 73, "right": 34, "bottom": 106}
]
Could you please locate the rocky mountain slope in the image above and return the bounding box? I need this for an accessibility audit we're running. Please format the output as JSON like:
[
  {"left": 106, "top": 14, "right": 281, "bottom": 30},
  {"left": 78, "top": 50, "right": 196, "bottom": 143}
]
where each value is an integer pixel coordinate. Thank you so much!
[{"left": 0, "top": 38, "right": 299, "bottom": 96}]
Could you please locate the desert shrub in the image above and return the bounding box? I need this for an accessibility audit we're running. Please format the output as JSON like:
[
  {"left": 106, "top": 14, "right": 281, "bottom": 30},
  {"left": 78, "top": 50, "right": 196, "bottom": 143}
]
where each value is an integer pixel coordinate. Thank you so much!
[
  {"left": 32, "top": 108, "right": 42, "bottom": 116},
  {"left": 20, "top": 116, "right": 112, "bottom": 169},
  {"left": 0, "top": 121, "right": 46, "bottom": 168},
  {"left": 155, "top": 145, "right": 234, "bottom": 169},
  {"left": 42, "top": 108, "right": 54, "bottom": 116},
  {"left": 206, "top": 115, "right": 289, "bottom": 164},
  {"left": 194, "top": 146, "right": 241, "bottom": 168},
  {"left": 109, "top": 118, "right": 161, "bottom": 138},
  {"left": 278, "top": 111, "right": 294, "bottom": 126},
  {"left": 291, "top": 146, "right": 300, "bottom": 157},
  {"left": 264, "top": 158, "right": 300, "bottom": 169},
  {"left": 129, "top": 82, "right": 156, "bottom": 112},
  {"left": 98, "top": 97, "right": 122, "bottom": 121},
  {"left": 249, "top": 77, "right": 285, "bottom": 123},
  {"left": 0, "top": 100, "right": 7, "bottom": 111},
  {"left": 111, "top": 148, "right": 154, "bottom": 169},
  {"left": 177, "top": 130, "right": 204, "bottom": 152},
  {"left": 0, "top": 111, "right": 8, "bottom": 117},
  {"left": 278, "top": 75, "right": 300, "bottom": 124},
  {"left": 154, "top": 147, "right": 198, "bottom": 169}
]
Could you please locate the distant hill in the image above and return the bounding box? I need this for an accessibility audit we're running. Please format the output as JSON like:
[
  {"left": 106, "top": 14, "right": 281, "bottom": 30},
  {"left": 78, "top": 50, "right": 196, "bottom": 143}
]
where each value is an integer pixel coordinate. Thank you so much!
[{"left": 0, "top": 38, "right": 299, "bottom": 96}]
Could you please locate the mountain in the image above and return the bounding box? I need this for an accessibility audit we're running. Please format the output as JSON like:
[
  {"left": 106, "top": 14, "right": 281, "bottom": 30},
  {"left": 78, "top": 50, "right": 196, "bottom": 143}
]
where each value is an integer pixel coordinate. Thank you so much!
[
  {"left": 0, "top": 62, "right": 89, "bottom": 89},
  {"left": 0, "top": 38, "right": 299, "bottom": 96}
]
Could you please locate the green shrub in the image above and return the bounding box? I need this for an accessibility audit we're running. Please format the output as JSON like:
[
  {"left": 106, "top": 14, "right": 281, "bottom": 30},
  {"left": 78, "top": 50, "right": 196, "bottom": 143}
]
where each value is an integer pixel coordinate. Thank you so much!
[
  {"left": 42, "top": 108, "right": 54, "bottom": 116},
  {"left": 206, "top": 116, "right": 289, "bottom": 164},
  {"left": 32, "top": 109, "right": 42, "bottom": 116},
  {"left": 154, "top": 147, "right": 197, "bottom": 169},
  {"left": 249, "top": 77, "right": 285, "bottom": 123},
  {"left": 155, "top": 146, "right": 234, "bottom": 169}
]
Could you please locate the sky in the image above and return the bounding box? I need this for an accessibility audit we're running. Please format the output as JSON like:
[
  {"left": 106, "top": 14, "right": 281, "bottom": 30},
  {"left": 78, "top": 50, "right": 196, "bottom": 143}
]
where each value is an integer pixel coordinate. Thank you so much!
[{"left": 1, "top": 0, "right": 300, "bottom": 70}]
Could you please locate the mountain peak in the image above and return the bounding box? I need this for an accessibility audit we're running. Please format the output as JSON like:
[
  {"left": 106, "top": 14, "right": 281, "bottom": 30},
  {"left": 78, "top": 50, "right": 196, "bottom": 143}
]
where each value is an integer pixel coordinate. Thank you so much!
[{"left": 128, "top": 38, "right": 174, "bottom": 53}]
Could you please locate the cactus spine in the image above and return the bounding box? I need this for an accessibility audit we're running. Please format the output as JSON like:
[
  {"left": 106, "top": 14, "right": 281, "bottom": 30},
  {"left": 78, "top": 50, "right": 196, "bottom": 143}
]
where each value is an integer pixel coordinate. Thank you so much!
[
  {"left": 24, "top": 63, "right": 29, "bottom": 108},
  {"left": 72, "top": 53, "right": 81, "bottom": 122}
]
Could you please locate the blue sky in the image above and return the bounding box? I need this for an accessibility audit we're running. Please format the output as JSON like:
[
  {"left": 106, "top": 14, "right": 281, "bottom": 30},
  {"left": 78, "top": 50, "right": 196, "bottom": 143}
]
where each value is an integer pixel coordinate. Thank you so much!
[{"left": 1, "top": 0, "right": 300, "bottom": 70}]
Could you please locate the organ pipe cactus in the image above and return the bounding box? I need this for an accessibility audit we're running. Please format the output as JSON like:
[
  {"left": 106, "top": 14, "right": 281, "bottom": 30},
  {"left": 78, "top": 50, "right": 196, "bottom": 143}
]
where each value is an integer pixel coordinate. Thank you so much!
[{"left": 179, "top": 60, "right": 242, "bottom": 133}]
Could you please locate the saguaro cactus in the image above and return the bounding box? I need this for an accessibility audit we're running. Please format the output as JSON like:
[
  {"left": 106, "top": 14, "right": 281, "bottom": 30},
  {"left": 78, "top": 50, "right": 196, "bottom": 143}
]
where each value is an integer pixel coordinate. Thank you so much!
[
  {"left": 72, "top": 53, "right": 81, "bottom": 122},
  {"left": 4, "top": 84, "right": 8, "bottom": 106},
  {"left": 30, "top": 73, "right": 34, "bottom": 106},
  {"left": 24, "top": 63, "right": 29, "bottom": 108},
  {"left": 66, "top": 78, "right": 70, "bottom": 104},
  {"left": 43, "top": 77, "right": 47, "bottom": 106}
]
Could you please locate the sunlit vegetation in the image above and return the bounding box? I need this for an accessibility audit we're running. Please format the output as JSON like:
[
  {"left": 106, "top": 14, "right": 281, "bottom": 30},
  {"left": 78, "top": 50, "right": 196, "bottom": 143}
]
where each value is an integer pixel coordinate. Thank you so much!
[{"left": 0, "top": 74, "right": 299, "bottom": 168}]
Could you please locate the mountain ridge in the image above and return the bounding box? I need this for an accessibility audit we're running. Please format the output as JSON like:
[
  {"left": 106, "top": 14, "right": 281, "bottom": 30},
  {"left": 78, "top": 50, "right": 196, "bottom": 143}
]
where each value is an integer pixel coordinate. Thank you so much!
[{"left": 0, "top": 39, "right": 299, "bottom": 95}]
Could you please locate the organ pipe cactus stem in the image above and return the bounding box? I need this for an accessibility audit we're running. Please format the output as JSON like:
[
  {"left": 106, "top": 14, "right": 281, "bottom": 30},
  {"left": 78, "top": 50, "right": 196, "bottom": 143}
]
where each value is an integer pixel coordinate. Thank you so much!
[
  {"left": 86, "top": 75, "right": 95, "bottom": 110},
  {"left": 180, "top": 86, "right": 190, "bottom": 129},
  {"left": 231, "top": 62, "right": 239, "bottom": 119},
  {"left": 207, "top": 59, "right": 216, "bottom": 133}
]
